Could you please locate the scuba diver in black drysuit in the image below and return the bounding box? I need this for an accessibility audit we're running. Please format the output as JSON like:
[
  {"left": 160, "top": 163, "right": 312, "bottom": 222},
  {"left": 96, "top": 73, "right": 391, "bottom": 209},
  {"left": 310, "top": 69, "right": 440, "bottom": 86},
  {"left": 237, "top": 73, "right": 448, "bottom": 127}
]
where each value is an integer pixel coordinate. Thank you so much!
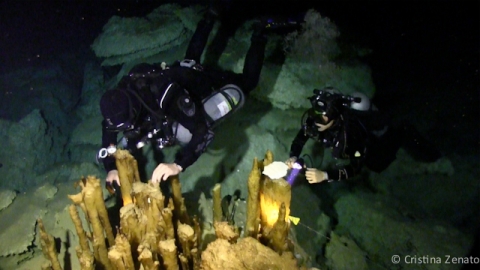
[
  {"left": 286, "top": 87, "right": 442, "bottom": 183},
  {"left": 98, "top": 6, "right": 300, "bottom": 188}
]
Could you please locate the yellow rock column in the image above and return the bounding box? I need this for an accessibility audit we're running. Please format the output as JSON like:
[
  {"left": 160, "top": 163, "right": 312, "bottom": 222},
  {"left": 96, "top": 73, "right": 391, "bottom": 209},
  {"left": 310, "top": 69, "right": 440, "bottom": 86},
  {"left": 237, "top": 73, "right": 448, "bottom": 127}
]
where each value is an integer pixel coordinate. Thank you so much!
[
  {"left": 114, "top": 149, "right": 139, "bottom": 205},
  {"left": 84, "top": 187, "right": 113, "bottom": 270},
  {"left": 68, "top": 204, "right": 90, "bottom": 257},
  {"left": 265, "top": 202, "right": 290, "bottom": 254},
  {"left": 212, "top": 183, "right": 223, "bottom": 223},
  {"left": 38, "top": 219, "right": 62, "bottom": 270},
  {"left": 68, "top": 176, "right": 114, "bottom": 270},
  {"left": 170, "top": 175, "right": 190, "bottom": 225},
  {"left": 259, "top": 176, "right": 291, "bottom": 231},
  {"left": 246, "top": 158, "right": 261, "bottom": 238},
  {"left": 108, "top": 233, "right": 135, "bottom": 270},
  {"left": 178, "top": 222, "right": 196, "bottom": 259},
  {"left": 158, "top": 239, "right": 179, "bottom": 270}
]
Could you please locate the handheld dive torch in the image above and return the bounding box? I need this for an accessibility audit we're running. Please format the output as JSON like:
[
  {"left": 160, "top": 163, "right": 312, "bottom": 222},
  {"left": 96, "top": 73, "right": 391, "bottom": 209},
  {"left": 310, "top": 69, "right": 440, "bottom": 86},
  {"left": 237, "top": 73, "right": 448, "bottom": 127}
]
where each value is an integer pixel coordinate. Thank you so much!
[{"left": 286, "top": 157, "right": 305, "bottom": 185}]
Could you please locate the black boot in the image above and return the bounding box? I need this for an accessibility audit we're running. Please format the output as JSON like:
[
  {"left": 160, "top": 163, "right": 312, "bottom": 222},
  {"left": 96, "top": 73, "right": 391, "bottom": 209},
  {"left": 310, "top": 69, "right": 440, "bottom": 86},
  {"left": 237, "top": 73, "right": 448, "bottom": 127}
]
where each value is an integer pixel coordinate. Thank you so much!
[{"left": 184, "top": 10, "right": 218, "bottom": 62}]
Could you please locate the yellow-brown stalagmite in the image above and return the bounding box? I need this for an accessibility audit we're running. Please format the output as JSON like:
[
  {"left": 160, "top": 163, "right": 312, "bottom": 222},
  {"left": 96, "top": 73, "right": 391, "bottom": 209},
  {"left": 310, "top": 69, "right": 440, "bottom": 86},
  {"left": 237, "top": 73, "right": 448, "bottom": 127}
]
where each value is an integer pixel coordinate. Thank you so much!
[
  {"left": 258, "top": 150, "right": 292, "bottom": 255},
  {"left": 138, "top": 247, "right": 159, "bottom": 270},
  {"left": 68, "top": 204, "right": 91, "bottom": 258},
  {"left": 108, "top": 233, "right": 135, "bottom": 270},
  {"left": 137, "top": 232, "right": 160, "bottom": 270},
  {"left": 68, "top": 204, "right": 94, "bottom": 270},
  {"left": 75, "top": 246, "right": 94, "bottom": 270},
  {"left": 177, "top": 222, "right": 196, "bottom": 259},
  {"left": 114, "top": 149, "right": 140, "bottom": 205},
  {"left": 109, "top": 180, "right": 168, "bottom": 269},
  {"left": 260, "top": 176, "right": 292, "bottom": 254},
  {"left": 192, "top": 216, "right": 202, "bottom": 252},
  {"left": 83, "top": 181, "right": 113, "bottom": 269},
  {"left": 263, "top": 150, "right": 274, "bottom": 167},
  {"left": 161, "top": 207, "right": 175, "bottom": 240},
  {"left": 170, "top": 175, "right": 191, "bottom": 225},
  {"left": 38, "top": 218, "right": 62, "bottom": 270},
  {"left": 245, "top": 157, "right": 261, "bottom": 238},
  {"left": 158, "top": 239, "right": 179, "bottom": 270},
  {"left": 212, "top": 183, "right": 223, "bottom": 222},
  {"left": 118, "top": 203, "right": 144, "bottom": 250},
  {"left": 191, "top": 248, "right": 200, "bottom": 270},
  {"left": 265, "top": 202, "right": 290, "bottom": 254},
  {"left": 68, "top": 176, "right": 113, "bottom": 270},
  {"left": 179, "top": 253, "right": 189, "bottom": 270},
  {"left": 92, "top": 180, "right": 115, "bottom": 247},
  {"left": 132, "top": 182, "right": 165, "bottom": 246},
  {"left": 259, "top": 176, "right": 291, "bottom": 229}
]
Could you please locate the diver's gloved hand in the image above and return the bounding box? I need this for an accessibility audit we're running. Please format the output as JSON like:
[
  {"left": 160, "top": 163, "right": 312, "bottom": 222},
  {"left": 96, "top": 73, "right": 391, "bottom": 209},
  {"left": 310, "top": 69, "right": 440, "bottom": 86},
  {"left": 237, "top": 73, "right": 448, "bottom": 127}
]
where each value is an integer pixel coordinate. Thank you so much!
[
  {"left": 151, "top": 163, "right": 183, "bottom": 183},
  {"left": 305, "top": 168, "right": 328, "bottom": 184},
  {"left": 106, "top": 170, "right": 121, "bottom": 186},
  {"left": 285, "top": 156, "right": 297, "bottom": 169}
]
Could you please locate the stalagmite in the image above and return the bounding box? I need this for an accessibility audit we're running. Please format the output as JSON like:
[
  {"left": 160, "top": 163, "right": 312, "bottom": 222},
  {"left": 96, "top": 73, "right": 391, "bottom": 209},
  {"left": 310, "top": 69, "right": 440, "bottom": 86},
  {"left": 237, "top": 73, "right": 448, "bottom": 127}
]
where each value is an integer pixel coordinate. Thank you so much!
[
  {"left": 68, "top": 204, "right": 90, "bottom": 256},
  {"left": 162, "top": 207, "right": 175, "bottom": 240},
  {"left": 38, "top": 218, "right": 62, "bottom": 270},
  {"left": 266, "top": 202, "right": 290, "bottom": 254},
  {"left": 246, "top": 158, "right": 261, "bottom": 238},
  {"left": 83, "top": 187, "right": 113, "bottom": 270},
  {"left": 170, "top": 175, "right": 191, "bottom": 225},
  {"left": 191, "top": 248, "right": 200, "bottom": 270},
  {"left": 108, "top": 233, "right": 135, "bottom": 270},
  {"left": 138, "top": 244, "right": 159, "bottom": 270},
  {"left": 68, "top": 176, "right": 114, "bottom": 270},
  {"left": 158, "top": 239, "right": 179, "bottom": 270},
  {"left": 138, "top": 232, "right": 159, "bottom": 263},
  {"left": 179, "top": 253, "right": 189, "bottom": 270},
  {"left": 264, "top": 150, "right": 274, "bottom": 167},
  {"left": 119, "top": 203, "right": 144, "bottom": 249},
  {"left": 212, "top": 184, "right": 223, "bottom": 222},
  {"left": 91, "top": 177, "right": 115, "bottom": 247},
  {"left": 192, "top": 216, "right": 202, "bottom": 251},
  {"left": 259, "top": 176, "right": 291, "bottom": 230},
  {"left": 114, "top": 149, "right": 139, "bottom": 205},
  {"left": 132, "top": 182, "right": 164, "bottom": 246},
  {"left": 133, "top": 159, "right": 141, "bottom": 184},
  {"left": 68, "top": 192, "right": 88, "bottom": 223},
  {"left": 178, "top": 222, "right": 196, "bottom": 259},
  {"left": 75, "top": 246, "right": 94, "bottom": 270}
]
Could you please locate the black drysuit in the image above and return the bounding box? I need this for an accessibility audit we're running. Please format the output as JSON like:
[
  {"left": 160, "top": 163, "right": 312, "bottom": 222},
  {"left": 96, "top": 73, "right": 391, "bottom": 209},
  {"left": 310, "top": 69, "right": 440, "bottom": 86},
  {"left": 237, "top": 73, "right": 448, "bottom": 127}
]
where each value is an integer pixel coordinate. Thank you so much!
[
  {"left": 290, "top": 111, "right": 366, "bottom": 181},
  {"left": 290, "top": 106, "right": 441, "bottom": 181},
  {"left": 101, "top": 12, "right": 267, "bottom": 173}
]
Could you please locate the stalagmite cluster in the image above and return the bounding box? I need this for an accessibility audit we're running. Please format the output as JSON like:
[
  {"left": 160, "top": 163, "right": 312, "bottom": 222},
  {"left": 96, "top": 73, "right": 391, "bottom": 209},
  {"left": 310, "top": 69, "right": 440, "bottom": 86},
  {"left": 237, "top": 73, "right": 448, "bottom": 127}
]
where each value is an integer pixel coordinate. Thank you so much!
[{"left": 38, "top": 149, "right": 307, "bottom": 269}]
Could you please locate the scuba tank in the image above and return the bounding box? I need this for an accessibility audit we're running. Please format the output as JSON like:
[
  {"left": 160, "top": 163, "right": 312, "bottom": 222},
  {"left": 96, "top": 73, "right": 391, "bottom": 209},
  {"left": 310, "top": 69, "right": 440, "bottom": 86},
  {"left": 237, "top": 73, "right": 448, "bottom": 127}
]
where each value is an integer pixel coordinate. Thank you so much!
[
  {"left": 173, "top": 84, "right": 245, "bottom": 145},
  {"left": 202, "top": 84, "right": 245, "bottom": 127}
]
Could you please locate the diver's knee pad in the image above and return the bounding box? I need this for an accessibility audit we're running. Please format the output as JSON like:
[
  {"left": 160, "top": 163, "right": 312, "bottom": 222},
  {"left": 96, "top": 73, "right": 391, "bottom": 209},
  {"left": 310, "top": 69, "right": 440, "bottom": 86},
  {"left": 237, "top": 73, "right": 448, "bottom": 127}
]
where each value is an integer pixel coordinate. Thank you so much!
[{"left": 202, "top": 84, "right": 245, "bottom": 127}]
